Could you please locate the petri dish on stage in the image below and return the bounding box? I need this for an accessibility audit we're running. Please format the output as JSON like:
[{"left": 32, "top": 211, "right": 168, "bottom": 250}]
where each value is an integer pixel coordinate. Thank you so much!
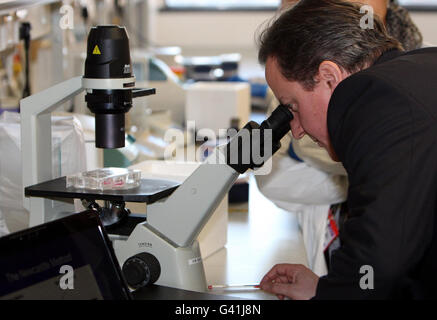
[{"left": 66, "top": 167, "right": 141, "bottom": 191}]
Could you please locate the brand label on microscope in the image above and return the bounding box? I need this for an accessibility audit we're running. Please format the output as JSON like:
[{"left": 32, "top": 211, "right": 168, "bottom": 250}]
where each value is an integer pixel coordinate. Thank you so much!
[
  {"left": 138, "top": 242, "right": 153, "bottom": 248},
  {"left": 188, "top": 257, "right": 202, "bottom": 265}
]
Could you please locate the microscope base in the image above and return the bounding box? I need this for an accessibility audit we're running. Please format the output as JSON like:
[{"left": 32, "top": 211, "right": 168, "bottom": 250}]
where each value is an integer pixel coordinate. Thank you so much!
[{"left": 113, "top": 222, "right": 207, "bottom": 293}]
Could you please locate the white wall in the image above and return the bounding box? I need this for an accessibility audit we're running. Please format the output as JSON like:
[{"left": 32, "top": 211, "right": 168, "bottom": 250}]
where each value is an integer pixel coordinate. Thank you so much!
[{"left": 152, "top": 11, "right": 274, "bottom": 51}]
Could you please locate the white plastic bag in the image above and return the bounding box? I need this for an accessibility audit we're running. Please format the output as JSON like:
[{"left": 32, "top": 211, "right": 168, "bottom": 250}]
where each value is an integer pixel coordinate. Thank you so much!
[{"left": 0, "top": 112, "right": 87, "bottom": 234}]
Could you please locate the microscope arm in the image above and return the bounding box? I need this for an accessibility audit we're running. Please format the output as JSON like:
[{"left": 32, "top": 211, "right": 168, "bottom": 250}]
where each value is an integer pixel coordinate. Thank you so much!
[
  {"left": 146, "top": 146, "right": 239, "bottom": 248},
  {"left": 20, "top": 76, "right": 84, "bottom": 211}
]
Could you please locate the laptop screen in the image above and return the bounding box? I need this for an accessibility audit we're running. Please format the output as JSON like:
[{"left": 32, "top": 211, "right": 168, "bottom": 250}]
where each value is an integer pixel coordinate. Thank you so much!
[{"left": 0, "top": 210, "right": 131, "bottom": 300}]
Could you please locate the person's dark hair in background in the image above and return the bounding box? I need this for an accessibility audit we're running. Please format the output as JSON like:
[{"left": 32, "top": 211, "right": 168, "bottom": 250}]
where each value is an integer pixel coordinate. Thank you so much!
[
  {"left": 258, "top": 0, "right": 402, "bottom": 90},
  {"left": 386, "top": 0, "right": 423, "bottom": 50},
  {"left": 281, "top": 0, "right": 423, "bottom": 50}
]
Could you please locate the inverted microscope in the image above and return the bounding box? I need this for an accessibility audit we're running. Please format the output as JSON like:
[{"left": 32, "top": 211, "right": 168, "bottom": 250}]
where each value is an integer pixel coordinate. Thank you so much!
[{"left": 21, "top": 25, "right": 293, "bottom": 292}]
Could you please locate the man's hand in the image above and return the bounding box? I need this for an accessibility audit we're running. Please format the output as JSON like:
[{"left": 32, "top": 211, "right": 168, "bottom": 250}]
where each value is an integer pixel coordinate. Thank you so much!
[{"left": 259, "top": 264, "right": 319, "bottom": 300}]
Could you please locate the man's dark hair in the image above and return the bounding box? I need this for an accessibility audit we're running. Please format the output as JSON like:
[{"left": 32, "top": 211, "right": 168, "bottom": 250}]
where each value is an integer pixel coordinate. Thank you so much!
[{"left": 258, "top": 0, "right": 403, "bottom": 90}]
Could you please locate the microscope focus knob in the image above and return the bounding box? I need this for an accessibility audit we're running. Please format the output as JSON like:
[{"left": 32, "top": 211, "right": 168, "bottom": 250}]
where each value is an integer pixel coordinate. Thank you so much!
[{"left": 122, "top": 253, "right": 161, "bottom": 289}]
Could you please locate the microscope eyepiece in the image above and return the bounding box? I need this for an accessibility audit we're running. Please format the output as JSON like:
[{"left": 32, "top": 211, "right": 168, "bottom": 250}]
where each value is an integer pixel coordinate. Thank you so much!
[
  {"left": 225, "top": 104, "right": 294, "bottom": 173},
  {"left": 259, "top": 104, "right": 294, "bottom": 142}
]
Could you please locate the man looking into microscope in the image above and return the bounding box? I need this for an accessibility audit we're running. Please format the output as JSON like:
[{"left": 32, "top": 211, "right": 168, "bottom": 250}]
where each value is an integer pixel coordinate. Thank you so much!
[{"left": 258, "top": 0, "right": 437, "bottom": 299}]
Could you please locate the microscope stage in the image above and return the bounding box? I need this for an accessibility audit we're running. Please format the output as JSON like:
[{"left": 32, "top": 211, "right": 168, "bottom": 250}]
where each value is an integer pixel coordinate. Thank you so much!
[{"left": 25, "top": 177, "right": 180, "bottom": 203}]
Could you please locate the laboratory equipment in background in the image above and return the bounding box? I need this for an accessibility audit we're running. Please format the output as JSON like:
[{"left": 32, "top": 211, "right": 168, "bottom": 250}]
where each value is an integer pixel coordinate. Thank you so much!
[
  {"left": 186, "top": 81, "right": 251, "bottom": 138},
  {"left": 175, "top": 52, "right": 273, "bottom": 110},
  {"left": 131, "top": 49, "right": 187, "bottom": 127},
  {"left": 129, "top": 50, "right": 268, "bottom": 137},
  {"left": 177, "top": 53, "right": 241, "bottom": 82}
]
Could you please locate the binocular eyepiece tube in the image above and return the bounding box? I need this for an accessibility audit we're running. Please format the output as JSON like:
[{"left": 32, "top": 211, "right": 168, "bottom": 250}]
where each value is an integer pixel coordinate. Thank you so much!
[{"left": 225, "top": 104, "right": 294, "bottom": 173}]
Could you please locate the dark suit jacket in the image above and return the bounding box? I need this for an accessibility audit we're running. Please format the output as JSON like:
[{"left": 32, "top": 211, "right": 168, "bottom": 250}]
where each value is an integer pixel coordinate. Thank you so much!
[{"left": 314, "top": 48, "right": 437, "bottom": 299}]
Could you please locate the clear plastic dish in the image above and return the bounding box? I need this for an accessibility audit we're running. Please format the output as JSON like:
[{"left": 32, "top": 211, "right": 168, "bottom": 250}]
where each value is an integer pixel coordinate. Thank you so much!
[{"left": 66, "top": 167, "right": 141, "bottom": 191}]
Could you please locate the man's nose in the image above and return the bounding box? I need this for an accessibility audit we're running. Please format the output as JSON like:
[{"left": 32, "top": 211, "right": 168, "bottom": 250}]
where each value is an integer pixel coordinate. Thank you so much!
[{"left": 290, "top": 119, "right": 305, "bottom": 139}]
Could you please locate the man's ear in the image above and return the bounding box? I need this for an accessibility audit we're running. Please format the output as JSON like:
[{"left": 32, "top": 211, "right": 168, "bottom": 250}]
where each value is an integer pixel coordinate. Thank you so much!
[{"left": 316, "top": 61, "right": 346, "bottom": 92}]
